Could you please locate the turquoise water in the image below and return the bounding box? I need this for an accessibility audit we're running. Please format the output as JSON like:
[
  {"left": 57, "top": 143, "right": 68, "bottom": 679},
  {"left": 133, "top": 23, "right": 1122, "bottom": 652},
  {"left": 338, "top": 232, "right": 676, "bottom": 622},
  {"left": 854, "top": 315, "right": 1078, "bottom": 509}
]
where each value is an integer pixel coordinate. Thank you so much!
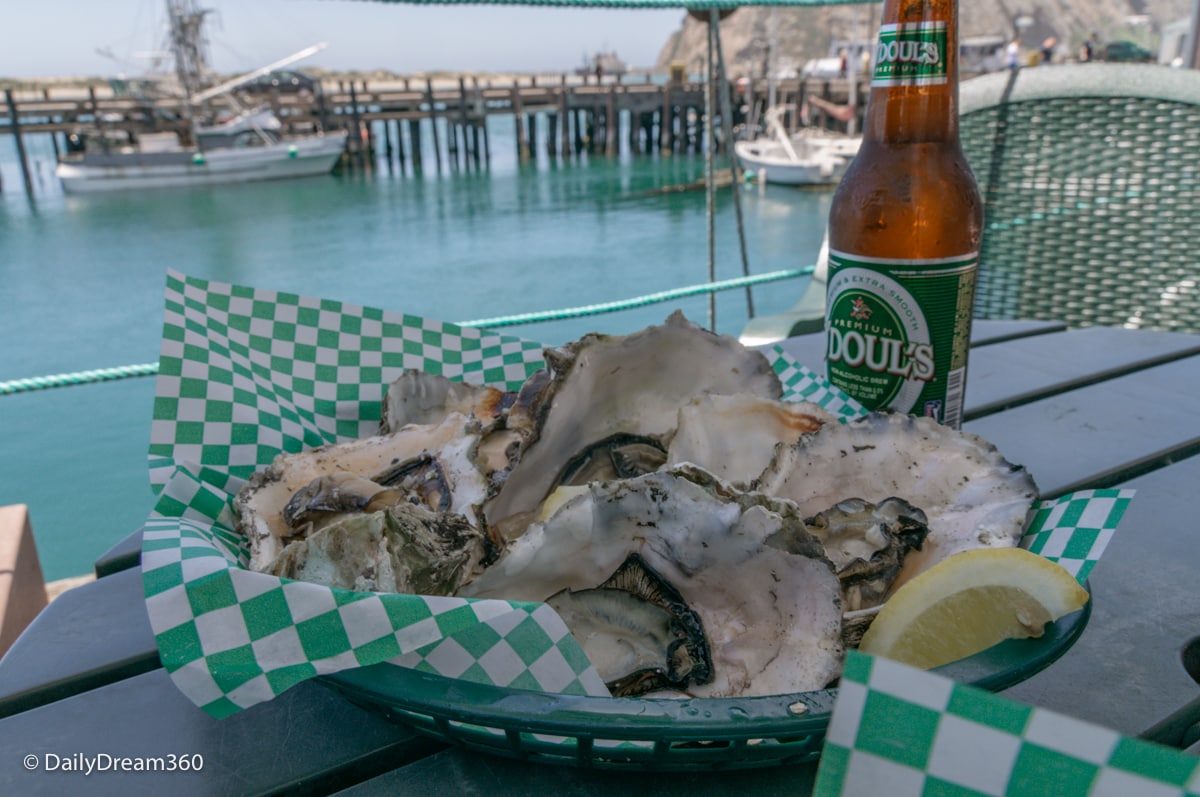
[{"left": 0, "top": 116, "right": 832, "bottom": 580}]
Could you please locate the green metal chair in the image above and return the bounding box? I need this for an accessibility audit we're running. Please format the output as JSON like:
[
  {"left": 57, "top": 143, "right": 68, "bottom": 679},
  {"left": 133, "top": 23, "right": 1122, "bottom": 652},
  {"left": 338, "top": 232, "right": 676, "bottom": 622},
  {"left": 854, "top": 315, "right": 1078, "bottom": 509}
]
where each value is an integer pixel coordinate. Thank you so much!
[
  {"left": 962, "top": 63, "right": 1200, "bottom": 332},
  {"left": 740, "top": 63, "right": 1200, "bottom": 344}
]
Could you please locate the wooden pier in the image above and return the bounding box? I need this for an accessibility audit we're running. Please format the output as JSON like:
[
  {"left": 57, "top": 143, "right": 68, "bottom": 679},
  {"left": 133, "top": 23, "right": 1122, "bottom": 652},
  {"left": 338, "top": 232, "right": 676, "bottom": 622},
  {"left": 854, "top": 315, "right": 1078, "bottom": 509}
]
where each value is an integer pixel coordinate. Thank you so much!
[{"left": 0, "top": 73, "right": 865, "bottom": 194}]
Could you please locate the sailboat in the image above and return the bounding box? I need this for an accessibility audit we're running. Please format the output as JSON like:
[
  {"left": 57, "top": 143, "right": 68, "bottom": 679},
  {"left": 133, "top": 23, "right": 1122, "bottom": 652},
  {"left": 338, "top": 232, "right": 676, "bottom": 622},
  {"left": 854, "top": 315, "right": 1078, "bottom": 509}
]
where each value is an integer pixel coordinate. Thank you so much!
[
  {"left": 734, "top": 106, "right": 861, "bottom": 186},
  {"left": 56, "top": 1, "right": 347, "bottom": 194}
]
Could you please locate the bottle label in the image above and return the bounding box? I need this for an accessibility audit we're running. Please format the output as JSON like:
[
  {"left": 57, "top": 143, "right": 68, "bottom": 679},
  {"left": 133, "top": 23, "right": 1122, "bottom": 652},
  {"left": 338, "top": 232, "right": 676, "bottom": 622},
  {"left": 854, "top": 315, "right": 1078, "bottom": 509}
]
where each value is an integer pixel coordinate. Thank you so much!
[
  {"left": 872, "top": 22, "right": 949, "bottom": 87},
  {"left": 824, "top": 250, "right": 977, "bottom": 428}
]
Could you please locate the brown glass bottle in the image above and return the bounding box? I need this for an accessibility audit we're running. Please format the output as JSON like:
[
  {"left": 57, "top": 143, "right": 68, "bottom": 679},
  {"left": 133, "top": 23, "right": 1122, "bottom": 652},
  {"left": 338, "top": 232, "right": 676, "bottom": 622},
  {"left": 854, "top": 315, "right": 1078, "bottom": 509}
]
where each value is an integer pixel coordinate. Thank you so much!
[{"left": 825, "top": 0, "right": 982, "bottom": 429}]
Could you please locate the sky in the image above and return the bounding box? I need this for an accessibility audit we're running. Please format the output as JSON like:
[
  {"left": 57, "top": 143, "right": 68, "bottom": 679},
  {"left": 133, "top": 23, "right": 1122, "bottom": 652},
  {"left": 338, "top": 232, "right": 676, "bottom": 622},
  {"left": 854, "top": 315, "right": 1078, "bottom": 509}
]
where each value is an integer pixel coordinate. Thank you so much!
[{"left": 1, "top": 0, "right": 687, "bottom": 78}]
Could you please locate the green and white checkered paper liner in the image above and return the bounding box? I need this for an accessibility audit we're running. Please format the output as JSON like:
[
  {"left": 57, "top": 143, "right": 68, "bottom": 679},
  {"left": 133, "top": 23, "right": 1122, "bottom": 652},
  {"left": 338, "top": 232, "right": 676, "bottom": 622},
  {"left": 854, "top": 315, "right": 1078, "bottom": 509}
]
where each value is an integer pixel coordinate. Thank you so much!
[
  {"left": 143, "top": 270, "right": 1130, "bottom": 717},
  {"left": 815, "top": 650, "right": 1199, "bottom": 796}
]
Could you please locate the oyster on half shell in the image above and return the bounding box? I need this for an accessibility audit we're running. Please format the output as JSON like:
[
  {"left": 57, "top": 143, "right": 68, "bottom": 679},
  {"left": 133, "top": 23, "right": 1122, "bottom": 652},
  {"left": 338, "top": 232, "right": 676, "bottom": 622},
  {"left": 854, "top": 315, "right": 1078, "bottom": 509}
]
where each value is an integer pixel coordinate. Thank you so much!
[
  {"left": 482, "top": 312, "right": 784, "bottom": 542},
  {"left": 463, "top": 466, "right": 845, "bottom": 698},
  {"left": 755, "top": 412, "right": 1038, "bottom": 593},
  {"left": 235, "top": 412, "right": 491, "bottom": 572},
  {"left": 545, "top": 553, "right": 713, "bottom": 697},
  {"left": 768, "top": 496, "right": 930, "bottom": 613},
  {"left": 666, "top": 393, "right": 835, "bottom": 488},
  {"left": 268, "top": 501, "right": 485, "bottom": 595}
]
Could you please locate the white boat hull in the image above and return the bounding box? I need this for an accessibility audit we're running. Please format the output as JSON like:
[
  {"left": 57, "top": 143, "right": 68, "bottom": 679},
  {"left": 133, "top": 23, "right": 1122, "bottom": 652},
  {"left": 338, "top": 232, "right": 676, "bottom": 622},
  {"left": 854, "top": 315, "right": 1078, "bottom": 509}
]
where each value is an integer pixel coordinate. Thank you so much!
[
  {"left": 56, "top": 132, "right": 348, "bottom": 194},
  {"left": 734, "top": 136, "right": 859, "bottom": 187}
]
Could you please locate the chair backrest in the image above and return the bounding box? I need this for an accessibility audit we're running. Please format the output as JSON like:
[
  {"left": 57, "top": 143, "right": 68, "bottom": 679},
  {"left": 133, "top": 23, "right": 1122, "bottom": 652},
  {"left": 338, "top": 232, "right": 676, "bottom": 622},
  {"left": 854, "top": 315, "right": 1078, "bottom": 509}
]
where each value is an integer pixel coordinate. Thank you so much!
[{"left": 960, "top": 63, "right": 1200, "bottom": 332}]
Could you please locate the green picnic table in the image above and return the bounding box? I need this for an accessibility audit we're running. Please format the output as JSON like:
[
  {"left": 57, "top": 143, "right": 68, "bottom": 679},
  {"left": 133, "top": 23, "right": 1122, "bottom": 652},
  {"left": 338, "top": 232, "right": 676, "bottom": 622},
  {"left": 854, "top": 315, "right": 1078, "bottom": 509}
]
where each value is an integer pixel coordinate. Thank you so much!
[{"left": 2, "top": 319, "right": 1198, "bottom": 795}]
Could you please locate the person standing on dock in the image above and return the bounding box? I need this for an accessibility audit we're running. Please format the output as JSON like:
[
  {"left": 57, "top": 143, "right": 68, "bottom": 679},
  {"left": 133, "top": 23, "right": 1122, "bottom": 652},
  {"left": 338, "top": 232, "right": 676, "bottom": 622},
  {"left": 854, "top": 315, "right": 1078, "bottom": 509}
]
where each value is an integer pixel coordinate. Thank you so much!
[
  {"left": 1006, "top": 37, "right": 1021, "bottom": 70},
  {"left": 1041, "top": 36, "right": 1057, "bottom": 65},
  {"left": 1081, "top": 33, "right": 1099, "bottom": 62}
]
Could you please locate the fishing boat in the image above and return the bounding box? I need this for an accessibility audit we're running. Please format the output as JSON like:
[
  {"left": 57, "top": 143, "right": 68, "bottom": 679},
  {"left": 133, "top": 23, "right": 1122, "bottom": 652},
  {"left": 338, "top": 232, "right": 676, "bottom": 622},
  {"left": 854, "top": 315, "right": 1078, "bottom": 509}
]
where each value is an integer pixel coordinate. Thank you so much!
[
  {"left": 55, "top": 1, "right": 346, "bottom": 194},
  {"left": 57, "top": 115, "right": 347, "bottom": 194},
  {"left": 734, "top": 107, "right": 861, "bottom": 187},
  {"left": 574, "top": 51, "right": 627, "bottom": 78}
]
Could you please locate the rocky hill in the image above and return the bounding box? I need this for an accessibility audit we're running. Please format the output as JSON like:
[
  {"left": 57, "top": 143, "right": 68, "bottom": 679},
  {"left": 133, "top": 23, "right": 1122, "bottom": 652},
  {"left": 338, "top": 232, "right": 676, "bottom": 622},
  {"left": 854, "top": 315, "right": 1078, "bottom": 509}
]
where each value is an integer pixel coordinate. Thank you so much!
[{"left": 655, "top": 1, "right": 1192, "bottom": 75}]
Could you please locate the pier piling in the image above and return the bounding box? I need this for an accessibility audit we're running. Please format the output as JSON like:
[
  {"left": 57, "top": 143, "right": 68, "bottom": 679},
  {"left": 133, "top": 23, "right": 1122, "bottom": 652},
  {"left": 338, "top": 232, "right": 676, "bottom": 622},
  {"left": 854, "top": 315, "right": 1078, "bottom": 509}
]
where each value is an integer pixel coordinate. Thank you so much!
[
  {"left": 4, "top": 90, "right": 34, "bottom": 197},
  {"left": 382, "top": 119, "right": 394, "bottom": 173},
  {"left": 424, "top": 78, "right": 443, "bottom": 175},
  {"left": 409, "top": 119, "right": 423, "bottom": 172},
  {"left": 511, "top": 81, "right": 529, "bottom": 163},
  {"left": 558, "top": 80, "right": 570, "bottom": 158},
  {"left": 606, "top": 87, "right": 619, "bottom": 157},
  {"left": 394, "top": 119, "right": 406, "bottom": 174}
]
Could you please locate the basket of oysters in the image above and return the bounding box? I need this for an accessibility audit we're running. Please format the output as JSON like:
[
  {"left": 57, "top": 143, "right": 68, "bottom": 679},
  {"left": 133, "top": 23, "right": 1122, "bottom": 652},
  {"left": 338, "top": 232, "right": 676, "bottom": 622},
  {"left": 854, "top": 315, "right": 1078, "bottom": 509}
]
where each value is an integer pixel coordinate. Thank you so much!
[{"left": 222, "top": 310, "right": 1091, "bottom": 769}]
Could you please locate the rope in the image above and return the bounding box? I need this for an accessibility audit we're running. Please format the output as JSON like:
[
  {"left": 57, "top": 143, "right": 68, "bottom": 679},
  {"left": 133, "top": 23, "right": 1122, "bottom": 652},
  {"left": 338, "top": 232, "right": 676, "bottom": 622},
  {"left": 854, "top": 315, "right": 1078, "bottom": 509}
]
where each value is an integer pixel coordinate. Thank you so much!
[
  {"left": 0, "top": 267, "right": 812, "bottom": 395},
  {"left": 0, "top": 363, "right": 161, "bottom": 396},
  {"left": 458, "top": 267, "right": 813, "bottom": 327}
]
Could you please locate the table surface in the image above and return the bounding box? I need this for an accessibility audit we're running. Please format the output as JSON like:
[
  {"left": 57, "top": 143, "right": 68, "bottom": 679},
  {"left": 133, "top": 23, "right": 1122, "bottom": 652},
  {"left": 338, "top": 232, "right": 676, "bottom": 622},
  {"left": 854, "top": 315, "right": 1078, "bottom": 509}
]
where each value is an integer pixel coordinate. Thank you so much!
[{"left": 2, "top": 320, "right": 1199, "bottom": 795}]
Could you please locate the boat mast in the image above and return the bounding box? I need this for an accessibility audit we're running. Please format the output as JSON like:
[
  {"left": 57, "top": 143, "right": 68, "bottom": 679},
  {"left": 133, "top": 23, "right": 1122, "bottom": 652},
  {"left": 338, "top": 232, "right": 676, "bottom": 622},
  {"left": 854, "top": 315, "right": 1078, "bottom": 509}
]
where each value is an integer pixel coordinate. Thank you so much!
[
  {"left": 767, "top": 7, "right": 778, "bottom": 110},
  {"left": 168, "top": 0, "right": 211, "bottom": 99},
  {"left": 166, "top": 0, "right": 212, "bottom": 145}
]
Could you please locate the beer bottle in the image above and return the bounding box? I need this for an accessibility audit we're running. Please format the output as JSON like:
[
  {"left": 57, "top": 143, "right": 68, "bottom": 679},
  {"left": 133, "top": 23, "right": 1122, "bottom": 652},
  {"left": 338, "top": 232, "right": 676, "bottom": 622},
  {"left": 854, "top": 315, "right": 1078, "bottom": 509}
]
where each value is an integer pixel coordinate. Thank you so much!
[{"left": 825, "top": 0, "right": 982, "bottom": 429}]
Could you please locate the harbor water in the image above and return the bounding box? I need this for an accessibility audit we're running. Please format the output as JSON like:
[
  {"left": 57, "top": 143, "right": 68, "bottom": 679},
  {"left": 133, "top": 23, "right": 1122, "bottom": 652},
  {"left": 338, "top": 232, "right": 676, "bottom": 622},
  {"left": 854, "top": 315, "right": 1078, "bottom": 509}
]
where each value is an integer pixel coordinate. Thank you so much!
[{"left": 1, "top": 115, "right": 833, "bottom": 580}]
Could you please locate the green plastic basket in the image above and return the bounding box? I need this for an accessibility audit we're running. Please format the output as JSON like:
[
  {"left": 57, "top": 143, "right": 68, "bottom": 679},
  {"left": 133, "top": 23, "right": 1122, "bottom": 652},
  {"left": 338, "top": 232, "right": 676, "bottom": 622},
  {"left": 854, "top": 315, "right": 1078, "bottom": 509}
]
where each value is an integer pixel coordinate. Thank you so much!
[{"left": 323, "top": 595, "right": 1090, "bottom": 771}]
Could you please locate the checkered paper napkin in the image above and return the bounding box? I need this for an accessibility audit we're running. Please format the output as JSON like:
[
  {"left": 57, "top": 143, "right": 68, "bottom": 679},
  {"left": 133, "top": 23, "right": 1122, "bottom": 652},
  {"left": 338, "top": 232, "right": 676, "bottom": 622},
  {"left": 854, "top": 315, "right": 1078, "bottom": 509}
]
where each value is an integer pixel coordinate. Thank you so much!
[
  {"left": 815, "top": 650, "right": 1199, "bottom": 797},
  {"left": 141, "top": 270, "right": 1131, "bottom": 718},
  {"left": 142, "top": 270, "right": 864, "bottom": 717}
]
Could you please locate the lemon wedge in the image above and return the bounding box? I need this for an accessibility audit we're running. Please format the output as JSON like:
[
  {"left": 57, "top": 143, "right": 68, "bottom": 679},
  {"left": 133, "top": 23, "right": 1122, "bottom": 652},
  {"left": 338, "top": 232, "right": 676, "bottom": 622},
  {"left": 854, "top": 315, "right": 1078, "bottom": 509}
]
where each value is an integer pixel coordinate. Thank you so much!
[
  {"left": 539, "top": 485, "right": 590, "bottom": 521},
  {"left": 857, "top": 548, "right": 1090, "bottom": 669}
]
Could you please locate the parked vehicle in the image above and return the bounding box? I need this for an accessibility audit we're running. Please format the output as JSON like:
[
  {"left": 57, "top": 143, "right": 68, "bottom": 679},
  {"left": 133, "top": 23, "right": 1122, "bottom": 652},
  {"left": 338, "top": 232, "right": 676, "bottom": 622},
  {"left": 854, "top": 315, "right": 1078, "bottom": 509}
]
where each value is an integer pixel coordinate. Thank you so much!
[
  {"left": 240, "top": 69, "right": 318, "bottom": 95},
  {"left": 1103, "top": 41, "right": 1154, "bottom": 63}
]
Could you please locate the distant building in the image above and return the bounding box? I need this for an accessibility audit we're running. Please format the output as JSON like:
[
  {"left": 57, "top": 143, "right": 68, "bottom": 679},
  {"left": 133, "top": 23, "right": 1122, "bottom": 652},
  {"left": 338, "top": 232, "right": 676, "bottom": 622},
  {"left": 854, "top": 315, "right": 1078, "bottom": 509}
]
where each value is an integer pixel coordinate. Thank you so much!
[
  {"left": 1160, "top": 18, "right": 1191, "bottom": 66},
  {"left": 961, "top": 34, "right": 1007, "bottom": 73}
]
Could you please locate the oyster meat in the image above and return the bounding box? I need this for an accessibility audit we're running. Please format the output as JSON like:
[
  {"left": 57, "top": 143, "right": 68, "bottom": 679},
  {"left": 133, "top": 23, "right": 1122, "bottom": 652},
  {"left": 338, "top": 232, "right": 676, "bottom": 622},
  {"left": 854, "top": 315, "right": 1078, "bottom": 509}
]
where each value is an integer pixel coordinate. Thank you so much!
[
  {"left": 268, "top": 502, "right": 485, "bottom": 595},
  {"left": 235, "top": 412, "right": 490, "bottom": 572},
  {"left": 755, "top": 412, "right": 1038, "bottom": 591},
  {"left": 379, "top": 370, "right": 529, "bottom": 483},
  {"left": 790, "top": 497, "right": 930, "bottom": 647},
  {"left": 463, "top": 467, "right": 845, "bottom": 698},
  {"left": 767, "top": 496, "right": 929, "bottom": 612},
  {"left": 545, "top": 553, "right": 713, "bottom": 697}
]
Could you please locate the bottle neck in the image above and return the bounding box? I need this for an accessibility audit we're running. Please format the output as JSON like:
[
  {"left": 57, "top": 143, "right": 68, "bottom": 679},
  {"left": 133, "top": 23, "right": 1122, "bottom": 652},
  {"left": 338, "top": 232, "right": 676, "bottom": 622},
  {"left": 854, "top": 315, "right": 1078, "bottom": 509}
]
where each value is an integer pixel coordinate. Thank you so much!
[{"left": 861, "top": 0, "right": 961, "bottom": 145}]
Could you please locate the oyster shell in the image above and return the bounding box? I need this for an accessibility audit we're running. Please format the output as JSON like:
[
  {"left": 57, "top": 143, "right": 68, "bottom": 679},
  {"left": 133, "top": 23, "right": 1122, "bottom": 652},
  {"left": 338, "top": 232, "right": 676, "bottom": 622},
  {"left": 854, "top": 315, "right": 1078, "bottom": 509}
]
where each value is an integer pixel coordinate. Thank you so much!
[
  {"left": 666, "top": 394, "right": 835, "bottom": 488},
  {"left": 463, "top": 467, "right": 845, "bottom": 698},
  {"left": 380, "top": 370, "right": 513, "bottom": 434},
  {"left": 754, "top": 412, "right": 1038, "bottom": 591},
  {"left": 380, "top": 371, "right": 530, "bottom": 482},
  {"left": 268, "top": 502, "right": 485, "bottom": 595},
  {"left": 235, "top": 412, "right": 490, "bottom": 571},
  {"left": 482, "top": 312, "right": 784, "bottom": 541},
  {"left": 545, "top": 553, "right": 713, "bottom": 697}
]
